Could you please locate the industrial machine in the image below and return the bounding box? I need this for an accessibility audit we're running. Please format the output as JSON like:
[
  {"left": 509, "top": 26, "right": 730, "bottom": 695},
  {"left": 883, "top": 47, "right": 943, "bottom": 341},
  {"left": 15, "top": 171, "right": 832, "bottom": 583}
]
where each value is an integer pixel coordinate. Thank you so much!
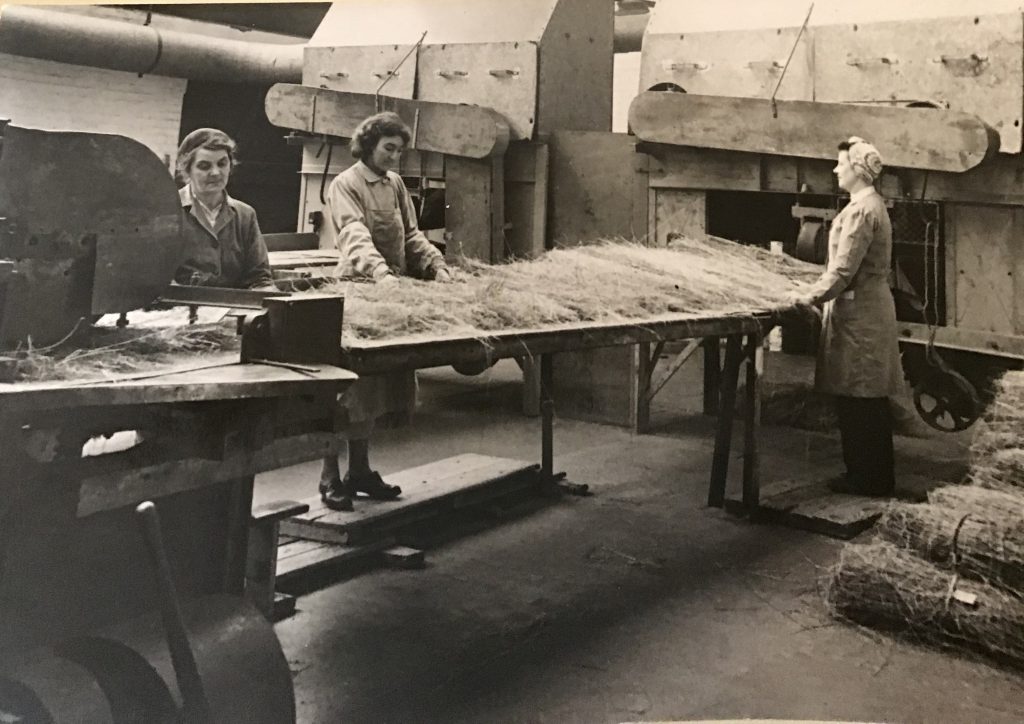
[
  {"left": 625, "top": 0, "right": 1024, "bottom": 431},
  {"left": 0, "top": 122, "right": 355, "bottom": 721}
]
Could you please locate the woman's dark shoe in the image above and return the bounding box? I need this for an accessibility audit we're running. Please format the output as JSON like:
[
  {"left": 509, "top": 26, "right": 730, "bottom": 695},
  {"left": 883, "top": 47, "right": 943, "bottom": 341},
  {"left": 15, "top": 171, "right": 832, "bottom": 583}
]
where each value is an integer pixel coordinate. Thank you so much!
[
  {"left": 319, "top": 479, "right": 354, "bottom": 511},
  {"left": 343, "top": 471, "right": 402, "bottom": 500}
]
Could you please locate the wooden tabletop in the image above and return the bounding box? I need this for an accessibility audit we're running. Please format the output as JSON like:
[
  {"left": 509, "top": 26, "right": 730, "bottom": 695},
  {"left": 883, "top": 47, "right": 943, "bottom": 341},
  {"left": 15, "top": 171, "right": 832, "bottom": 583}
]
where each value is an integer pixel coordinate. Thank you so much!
[
  {"left": 269, "top": 249, "right": 340, "bottom": 270},
  {"left": 340, "top": 311, "right": 774, "bottom": 374},
  {"left": 0, "top": 354, "right": 357, "bottom": 411}
]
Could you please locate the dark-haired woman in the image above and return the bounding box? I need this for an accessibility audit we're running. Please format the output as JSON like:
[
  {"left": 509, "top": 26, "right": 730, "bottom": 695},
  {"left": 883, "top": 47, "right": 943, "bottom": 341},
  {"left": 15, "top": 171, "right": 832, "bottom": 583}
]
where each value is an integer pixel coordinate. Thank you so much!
[{"left": 319, "top": 111, "right": 453, "bottom": 511}]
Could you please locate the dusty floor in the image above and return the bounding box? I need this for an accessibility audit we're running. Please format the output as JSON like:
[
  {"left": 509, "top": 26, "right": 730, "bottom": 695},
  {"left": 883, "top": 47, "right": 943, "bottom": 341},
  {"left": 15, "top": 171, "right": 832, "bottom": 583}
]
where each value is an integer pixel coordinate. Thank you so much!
[{"left": 256, "top": 352, "right": 1024, "bottom": 724}]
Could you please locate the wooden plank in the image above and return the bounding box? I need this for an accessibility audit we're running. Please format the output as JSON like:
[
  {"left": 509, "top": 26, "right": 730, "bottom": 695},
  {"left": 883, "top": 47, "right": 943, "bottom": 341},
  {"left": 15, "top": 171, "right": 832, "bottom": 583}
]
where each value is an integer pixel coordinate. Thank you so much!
[
  {"left": 340, "top": 312, "right": 770, "bottom": 375},
  {"left": 947, "top": 204, "right": 1023, "bottom": 335},
  {"left": 897, "top": 322, "right": 1024, "bottom": 360},
  {"left": 647, "top": 338, "right": 701, "bottom": 403},
  {"left": 275, "top": 538, "right": 394, "bottom": 584},
  {"left": 647, "top": 145, "right": 761, "bottom": 192},
  {"left": 554, "top": 346, "right": 636, "bottom": 428},
  {"left": 446, "top": 156, "right": 499, "bottom": 262},
  {"left": 265, "top": 84, "right": 510, "bottom": 159},
  {"left": 630, "top": 92, "right": 997, "bottom": 173},
  {"left": 653, "top": 189, "right": 706, "bottom": 246},
  {"left": 282, "top": 454, "right": 538, "bottom": 544},
  {"left": 0, "top": 359, "right": 357, "bottom": 412},
  {"left": 814, "top": 14, "right": 1024, "bottom": 154},
  {"left": 548, "top": 131, "right": 648, "bottom": 245},
  {"left": 726, "top": 478, "right": 888, "bottom": 540},
  {"left": 268, "top": 249, "right": 339, "bottom": 270}
]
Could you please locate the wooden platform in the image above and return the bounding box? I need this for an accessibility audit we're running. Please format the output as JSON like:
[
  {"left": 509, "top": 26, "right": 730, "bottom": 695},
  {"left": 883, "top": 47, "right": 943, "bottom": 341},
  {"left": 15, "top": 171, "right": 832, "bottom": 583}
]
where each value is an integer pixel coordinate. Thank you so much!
[
  {"left": 280, "top": 453, "right": 540, "bottom": 547},
  {"left": 725, "top": 473, "right": 938, "bottom": 540}
]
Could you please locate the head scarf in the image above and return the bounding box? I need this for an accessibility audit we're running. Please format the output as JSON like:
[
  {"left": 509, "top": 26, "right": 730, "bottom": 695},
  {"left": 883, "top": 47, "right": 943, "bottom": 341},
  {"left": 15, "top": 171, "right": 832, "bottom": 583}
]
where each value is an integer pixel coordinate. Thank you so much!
[{"left": 845, "top": 136, "right": 883, "bottom": 182}]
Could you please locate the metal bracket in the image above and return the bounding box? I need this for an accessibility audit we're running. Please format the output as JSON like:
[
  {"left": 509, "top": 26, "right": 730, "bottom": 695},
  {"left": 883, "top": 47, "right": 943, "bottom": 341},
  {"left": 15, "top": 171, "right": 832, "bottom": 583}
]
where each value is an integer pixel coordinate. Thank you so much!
[{"left": 662, "top": 60, "right": 709, "bottom": 72}]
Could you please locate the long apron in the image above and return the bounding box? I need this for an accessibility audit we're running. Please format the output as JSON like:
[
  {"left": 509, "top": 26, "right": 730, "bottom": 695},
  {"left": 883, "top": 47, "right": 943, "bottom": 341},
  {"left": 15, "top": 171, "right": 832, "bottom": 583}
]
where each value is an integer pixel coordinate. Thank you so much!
[
  {"left": 338, "top": 207, "right": 417, "bottom": 440},
  {"left": 814, "top": 197, "right": 902, "bottom": 398}
]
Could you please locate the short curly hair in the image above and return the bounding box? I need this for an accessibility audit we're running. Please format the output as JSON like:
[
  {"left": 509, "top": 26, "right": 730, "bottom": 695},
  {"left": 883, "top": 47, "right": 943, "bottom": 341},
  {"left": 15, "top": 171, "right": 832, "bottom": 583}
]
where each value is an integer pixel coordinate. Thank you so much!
[
  {"left": 350, "top": 112, "right": 412, "bottom": 160},
  {"left": 176, "top": 128, "right": 237, "bottom": 183}
]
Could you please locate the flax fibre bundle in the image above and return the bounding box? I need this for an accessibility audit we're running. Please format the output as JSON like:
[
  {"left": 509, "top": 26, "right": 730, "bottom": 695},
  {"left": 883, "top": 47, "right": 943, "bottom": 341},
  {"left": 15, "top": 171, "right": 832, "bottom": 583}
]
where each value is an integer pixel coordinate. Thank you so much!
[
  {"left": 2, "top": 323, "right": 238, "bottom": 383},
  {"left": 826, "top": 541, "right": 1024, "bottom": 669},
  {"left": 876, "top": 486, "right": 1024, "bottom": 597},
  {"left": 327, "top": 237, "right": 821, "bottom": 344},
  {"left": 5, "top": 236, "right": 818, "bottom": 382},
  {"left": 968, "top": 372, "right": 1024, "bottom": 491}
]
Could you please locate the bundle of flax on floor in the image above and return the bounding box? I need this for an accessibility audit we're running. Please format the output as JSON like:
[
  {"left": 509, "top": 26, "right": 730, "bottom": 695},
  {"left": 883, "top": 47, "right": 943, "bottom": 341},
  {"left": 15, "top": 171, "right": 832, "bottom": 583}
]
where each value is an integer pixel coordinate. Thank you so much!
[
  {"left": 827, "top": 371, "right": 1024, "bottom": 669},
  {"left": 325, "top": 237, "right": 821, "bottom": 345},
  {"left": 967, "top": 371, "right": 1024, "bottom": 491},
  {"left": 826, "top": 541, "right": 1024, "bottom": 668}
]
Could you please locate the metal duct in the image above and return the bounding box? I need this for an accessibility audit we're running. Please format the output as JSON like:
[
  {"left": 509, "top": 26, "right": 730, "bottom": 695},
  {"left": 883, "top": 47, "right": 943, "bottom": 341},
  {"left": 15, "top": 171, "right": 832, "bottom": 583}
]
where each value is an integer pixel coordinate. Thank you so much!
[{"left": 0, "top": 5, "right": 303, "bottom": 84}]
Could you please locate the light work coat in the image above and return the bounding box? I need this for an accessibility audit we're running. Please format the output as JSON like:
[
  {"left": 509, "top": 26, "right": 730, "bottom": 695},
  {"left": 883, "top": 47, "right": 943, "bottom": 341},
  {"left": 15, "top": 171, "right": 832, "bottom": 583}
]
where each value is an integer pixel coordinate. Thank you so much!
[{"left": 805, "top": 187, "right": 902, "bottom": 398}]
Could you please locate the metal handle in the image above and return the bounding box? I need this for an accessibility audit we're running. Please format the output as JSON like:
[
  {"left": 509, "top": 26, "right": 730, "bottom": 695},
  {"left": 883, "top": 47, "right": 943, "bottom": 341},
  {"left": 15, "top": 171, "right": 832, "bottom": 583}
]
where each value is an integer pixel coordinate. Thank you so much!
[
  {"left": 136, "top": 501, "right": 213, "bottom": 724},
  {"left": 372, "top": 70, "right": 400, "bottom": 79},
  {"left": 488, "top": 68, "right": 520, "bottom": 78},
  {"left": 933, "top": 53, "right": 988, "bottom": 75},
  {"left": 318, "top": 71, "right": 348, "bottom": 79},
  {"left": 846, "top": 56, "right": 898, "bottom": 68},
  {"left": 746, "top": 60, "right": 785, "bottom": 72},
  {"left": 436, "top": 69, "right": 469, "bottom": 79},
  {"left": 662, "top": 60, "right": 709, "bottom": 72}
]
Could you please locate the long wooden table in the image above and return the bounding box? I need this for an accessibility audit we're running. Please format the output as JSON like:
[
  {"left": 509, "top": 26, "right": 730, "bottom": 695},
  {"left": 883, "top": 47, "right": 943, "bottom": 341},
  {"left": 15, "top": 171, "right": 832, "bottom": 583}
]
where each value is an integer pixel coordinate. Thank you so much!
[
  {"left": 339, "top": 311, "right": 774, "bottom": 510},
  {"left": 0, "top": 357, "right": 356, "bottom": 651}
]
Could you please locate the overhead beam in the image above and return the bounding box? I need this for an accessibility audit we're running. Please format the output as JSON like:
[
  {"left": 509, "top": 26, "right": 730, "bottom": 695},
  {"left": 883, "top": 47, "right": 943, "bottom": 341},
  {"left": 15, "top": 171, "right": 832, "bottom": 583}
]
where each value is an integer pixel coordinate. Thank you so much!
[
  {"left": 629, "top": 92, "right": 998, "bottom": 173},
  {"left": 266, "top": 84, "right": 511, "bottom": 159}
]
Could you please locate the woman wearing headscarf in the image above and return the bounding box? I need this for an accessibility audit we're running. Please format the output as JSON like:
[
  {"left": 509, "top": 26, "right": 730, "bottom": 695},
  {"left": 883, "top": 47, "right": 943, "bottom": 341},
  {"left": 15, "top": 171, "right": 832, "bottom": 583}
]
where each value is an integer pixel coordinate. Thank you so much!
[
  {"left": 174, "top": 128, "right": 274, "bottom": 290},
  {"left": 788, "top": 136, "right": 901, "bottom": 497}
]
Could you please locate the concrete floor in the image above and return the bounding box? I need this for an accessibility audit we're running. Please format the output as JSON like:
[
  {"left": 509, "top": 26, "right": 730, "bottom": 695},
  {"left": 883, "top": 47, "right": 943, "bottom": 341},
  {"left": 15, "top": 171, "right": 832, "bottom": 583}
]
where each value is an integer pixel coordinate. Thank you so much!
[{"left": 256, "top": 354, "right": 1024, "bottom": 724}]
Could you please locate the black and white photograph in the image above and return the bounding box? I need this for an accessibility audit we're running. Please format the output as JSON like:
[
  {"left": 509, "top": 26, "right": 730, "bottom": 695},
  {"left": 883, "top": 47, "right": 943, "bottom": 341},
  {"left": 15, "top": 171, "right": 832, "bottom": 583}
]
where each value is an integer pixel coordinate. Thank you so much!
[{"left": 1, "top": 1, "right": 1023, "bottom": 722}]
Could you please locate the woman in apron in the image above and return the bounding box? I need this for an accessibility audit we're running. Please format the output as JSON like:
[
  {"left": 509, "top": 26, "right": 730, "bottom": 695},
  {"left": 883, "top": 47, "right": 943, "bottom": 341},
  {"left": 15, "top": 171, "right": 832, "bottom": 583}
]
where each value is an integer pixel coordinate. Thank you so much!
[
  {"left": 319, "top": 112, "right": 453, "bottom": 511},
  {"left": 788, "top": 137, "right": 901, "bottom": 497}
]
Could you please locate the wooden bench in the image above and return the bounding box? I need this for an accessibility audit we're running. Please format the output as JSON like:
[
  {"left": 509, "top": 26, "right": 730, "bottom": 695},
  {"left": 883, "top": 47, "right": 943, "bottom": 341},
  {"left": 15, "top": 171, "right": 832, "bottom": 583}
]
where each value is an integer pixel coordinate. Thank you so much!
[{"left": 246, "top": 499, "right": 310, "bottom": 620}]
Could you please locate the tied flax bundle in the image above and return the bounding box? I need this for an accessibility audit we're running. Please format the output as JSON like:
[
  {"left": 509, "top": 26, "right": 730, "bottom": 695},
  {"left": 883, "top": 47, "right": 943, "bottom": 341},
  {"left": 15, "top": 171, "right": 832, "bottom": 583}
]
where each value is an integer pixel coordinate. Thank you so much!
[
  {"left": 876, "top": 485, "right": 1024, "bottom": 597},
  {"left": 968, "top": 372, "right": 1024, "bottom": 491},
  {"left": 828, "top": 370, "right": 1024, "bottom": 669},
  {"left": 827, "top": 542, "right": 1024, "bottom": 669}
]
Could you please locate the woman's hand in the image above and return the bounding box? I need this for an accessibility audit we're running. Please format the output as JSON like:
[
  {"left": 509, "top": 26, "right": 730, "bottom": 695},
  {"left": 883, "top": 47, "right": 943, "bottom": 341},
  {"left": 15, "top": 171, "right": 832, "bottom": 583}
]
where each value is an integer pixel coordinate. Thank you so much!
[{"left": 784, "top": 288, "right": 816, "bottom": 307}]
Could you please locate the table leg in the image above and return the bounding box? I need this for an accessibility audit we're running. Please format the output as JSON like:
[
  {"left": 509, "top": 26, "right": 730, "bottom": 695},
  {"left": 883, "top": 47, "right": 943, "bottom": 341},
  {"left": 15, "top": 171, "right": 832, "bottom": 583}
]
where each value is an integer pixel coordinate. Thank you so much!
[
  {"left": 223, "top": 475, "right": 255, "bottom": 595},
  {"left": 708, "top": 335, "right": 743, "bottom": 507},
  {"left": 540, "top": 353, "right": 554, "bottom": 485},
  {"left": 742, "top": 334, "right": 763, "bottom": 510},
  {"left": 703, "top": 336, "right": 721, "bottom": 416}
]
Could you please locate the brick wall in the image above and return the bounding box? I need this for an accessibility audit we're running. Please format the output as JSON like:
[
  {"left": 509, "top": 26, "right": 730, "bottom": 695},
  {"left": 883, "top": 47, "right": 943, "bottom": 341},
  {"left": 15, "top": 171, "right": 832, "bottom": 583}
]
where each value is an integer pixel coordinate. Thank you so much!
[{"left": 0, "top": 52, "right": 186, "bottom": 168}]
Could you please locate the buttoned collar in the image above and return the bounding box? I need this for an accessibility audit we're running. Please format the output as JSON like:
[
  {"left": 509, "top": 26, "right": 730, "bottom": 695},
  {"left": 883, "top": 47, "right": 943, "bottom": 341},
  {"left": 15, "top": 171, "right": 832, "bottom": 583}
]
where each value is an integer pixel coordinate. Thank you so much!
[
  {"left": 179, "top": 185, "right": 235, "bottom": 235},
  {"left": 355, "top": 160, "right": 391, "bottom": 184}
]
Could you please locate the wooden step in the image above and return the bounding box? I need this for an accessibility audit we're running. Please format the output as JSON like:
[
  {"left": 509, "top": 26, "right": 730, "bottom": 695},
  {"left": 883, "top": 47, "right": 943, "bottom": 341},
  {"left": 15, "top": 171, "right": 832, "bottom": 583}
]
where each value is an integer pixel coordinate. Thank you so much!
[
  {"left": 280, "top": 454, "right": 540, "bottom": 545},
  {"left": 725, "top": 473, "right": 939, "bottom": 539}
]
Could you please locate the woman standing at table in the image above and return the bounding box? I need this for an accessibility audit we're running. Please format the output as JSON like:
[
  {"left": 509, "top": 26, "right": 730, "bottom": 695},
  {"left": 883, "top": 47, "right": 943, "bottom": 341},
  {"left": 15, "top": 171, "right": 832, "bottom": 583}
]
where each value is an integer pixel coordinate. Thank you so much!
[
  {"left": 787, "top": 136, "right": 900, "bottom": 497},
  {"left": 318, "top": 111, "right": 453, "bottom": 511}
]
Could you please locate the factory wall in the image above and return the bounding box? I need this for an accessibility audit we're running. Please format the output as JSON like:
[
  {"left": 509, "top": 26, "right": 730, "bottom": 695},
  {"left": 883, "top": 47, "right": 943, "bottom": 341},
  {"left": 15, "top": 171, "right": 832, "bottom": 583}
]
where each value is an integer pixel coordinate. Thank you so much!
[{"left": 0, "top": 51, "right": 186, "bottom": 167}]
